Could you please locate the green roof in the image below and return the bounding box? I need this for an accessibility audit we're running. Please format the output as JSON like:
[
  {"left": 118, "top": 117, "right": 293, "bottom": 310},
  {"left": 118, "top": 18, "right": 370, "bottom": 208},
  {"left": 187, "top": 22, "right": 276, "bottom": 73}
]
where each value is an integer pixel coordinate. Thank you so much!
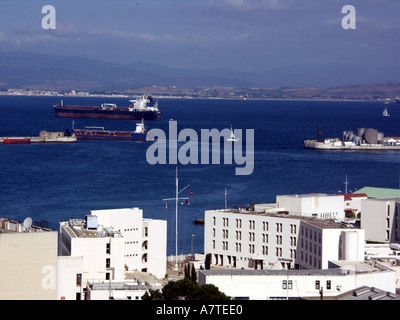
[{"left": 353, "top": 187, "right": 400, "bottom": 198}]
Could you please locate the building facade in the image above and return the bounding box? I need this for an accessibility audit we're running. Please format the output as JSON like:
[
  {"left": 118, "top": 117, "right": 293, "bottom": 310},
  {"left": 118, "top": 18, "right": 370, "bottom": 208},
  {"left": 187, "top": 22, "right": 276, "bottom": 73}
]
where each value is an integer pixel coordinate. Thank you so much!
[
  {"left": 198, "top": 261, "right": 396, "bottom": 300},
  {"left": 204, "top": 208, "right": 365, "bottom": 270},
  {"left": 58, "top": 208, "right": 167, "bottom": 299},
  {"left": 275, "top": 193, "right": 345, "bottom": 219},
  {"left": 0, "top": 218, "right": 58, "bottom": 300},
  {"left": 361, "top": 198, "right": 400, "bottom": 243}
]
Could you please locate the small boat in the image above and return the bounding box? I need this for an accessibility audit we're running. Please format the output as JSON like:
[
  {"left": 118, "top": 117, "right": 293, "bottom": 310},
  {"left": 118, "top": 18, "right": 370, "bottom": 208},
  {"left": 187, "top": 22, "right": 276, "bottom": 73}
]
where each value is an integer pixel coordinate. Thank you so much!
[
  {"left": 72, "top": 119, "right": 148, "bottom": 141},
  {"left": 227, "top": 125, "right": 239, "bottom": 142},
  {"left": 383, "top": 107, "right": 390, "bottom": 117}
]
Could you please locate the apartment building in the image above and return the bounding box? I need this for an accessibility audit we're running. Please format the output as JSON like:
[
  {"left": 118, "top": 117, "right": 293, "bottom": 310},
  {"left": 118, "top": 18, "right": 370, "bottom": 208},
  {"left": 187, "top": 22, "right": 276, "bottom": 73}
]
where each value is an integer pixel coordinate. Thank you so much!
[
  {"left": 204, "top": 208, "right": 364, "bottom": 270},
  {"left": 58, "top": 207, "right": 167, "bottom": 299}
]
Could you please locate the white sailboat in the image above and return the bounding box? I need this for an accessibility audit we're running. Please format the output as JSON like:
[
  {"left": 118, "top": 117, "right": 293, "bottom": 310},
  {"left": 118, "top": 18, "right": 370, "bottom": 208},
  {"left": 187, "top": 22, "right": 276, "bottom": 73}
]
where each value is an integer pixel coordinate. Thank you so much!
[
  {"left": 383, "top": 107, "right": 390, "bottom": 117},
  {"left": 227, "top": 125, "right": 239, "bottom": 142}
]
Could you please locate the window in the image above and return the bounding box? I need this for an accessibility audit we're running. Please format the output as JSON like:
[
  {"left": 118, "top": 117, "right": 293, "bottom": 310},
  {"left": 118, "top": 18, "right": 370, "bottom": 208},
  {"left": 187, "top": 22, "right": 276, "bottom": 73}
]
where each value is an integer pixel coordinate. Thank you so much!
[
  {"left": 76, "top": 273, "right": 82, "bottom": 286},
  {"left": 106, "top": 243, "right": 110, "bottom": 254},
  {"left": 223, "top": 218, "right": 229, "bottom": 227},
  {"left": 249, "top": 244, "right": 255, "bottom": 253},
  {"left": 249, "top": 232, "right": 255, "bottom": 241},
  {"left": 315, "top": 280, "right": 320, "bottom": 290},
  {"left": 249, "top": 220, "right": 255, "bottom": 229},
  {"left": 326, "top": 280, "right": 331, "bottom": 290},
  {"left": 106, "top": 258, "right": 110, "bottom": 268},
  {"left": 282, "top": 280, "right": 292, "bottom": 290}
]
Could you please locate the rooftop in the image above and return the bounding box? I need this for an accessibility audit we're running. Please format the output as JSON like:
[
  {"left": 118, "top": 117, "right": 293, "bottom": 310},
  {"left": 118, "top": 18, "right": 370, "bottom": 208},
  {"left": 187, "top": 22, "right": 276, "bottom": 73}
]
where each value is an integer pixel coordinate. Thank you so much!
[
  {"left": 199, "top": 261, "right": 384, "bottom": 277},
  {"left": 208, "top": 209, "right": 359, "bottom": 230},
  {"left": 61, "top": 219, "right": 123, "bottom": 238},
  {"left": 0, "top": 217, "right": 53, "bottom": 233},
  {"left": 353, "top": 186, "right": 400, "bottom": 198},
  {"left": 278, "top": 193, "right": 341, "bottom": 198},
  {"left": 337, "top": 286, "right": 400, "bottom": 300}
]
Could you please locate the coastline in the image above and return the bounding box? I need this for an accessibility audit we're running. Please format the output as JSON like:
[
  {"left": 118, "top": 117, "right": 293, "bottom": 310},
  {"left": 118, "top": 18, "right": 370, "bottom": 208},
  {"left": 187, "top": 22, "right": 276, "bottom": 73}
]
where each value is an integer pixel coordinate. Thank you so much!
[{"left": 0, "top": 91, "right": 392, "bottom": 103}]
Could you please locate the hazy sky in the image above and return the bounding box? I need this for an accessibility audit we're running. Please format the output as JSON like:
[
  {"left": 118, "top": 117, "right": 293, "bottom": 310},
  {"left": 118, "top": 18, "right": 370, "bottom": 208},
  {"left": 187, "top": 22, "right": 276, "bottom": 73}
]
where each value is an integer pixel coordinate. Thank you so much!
[{"left": 0, "top": 0, "right": 399, "bottom": 86}]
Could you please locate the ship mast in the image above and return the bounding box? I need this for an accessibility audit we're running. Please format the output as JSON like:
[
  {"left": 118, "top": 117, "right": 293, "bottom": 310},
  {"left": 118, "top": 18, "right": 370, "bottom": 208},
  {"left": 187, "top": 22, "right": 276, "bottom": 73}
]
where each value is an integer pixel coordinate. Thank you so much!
[
  {"left": 344, "top": 175, "right": 349, "bottom": 194},
  {"left": 163, "top": 166, "right": 189, "bottom": 271}
]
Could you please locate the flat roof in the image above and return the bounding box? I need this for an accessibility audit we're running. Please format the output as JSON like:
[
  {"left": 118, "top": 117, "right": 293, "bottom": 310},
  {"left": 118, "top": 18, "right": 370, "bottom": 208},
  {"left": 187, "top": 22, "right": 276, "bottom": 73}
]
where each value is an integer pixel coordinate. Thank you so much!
[
  {"left": 354, "top": 187, "right": 400, "bottom": 198},
  {"left": 277, "top": 193, "right": 340, "bottom": 198},
  {"left": 207, "top": 209, "right": 358, "bottom": 230},
  {"left": 0, "top": 217, "right": 53, "bottom": 233},
  {"left": 61, "top": 219, "right": 123, "bottom": 238},
  {"left": 200, "top": 262, "right": 388, "bottom": 278}
]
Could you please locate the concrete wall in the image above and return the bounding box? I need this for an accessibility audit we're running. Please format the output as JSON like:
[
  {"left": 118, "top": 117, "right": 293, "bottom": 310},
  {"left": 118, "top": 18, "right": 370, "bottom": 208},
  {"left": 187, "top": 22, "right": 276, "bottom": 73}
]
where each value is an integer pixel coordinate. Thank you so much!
[{"left": 0, "top": 231, "right": 58, "bottom": 300}]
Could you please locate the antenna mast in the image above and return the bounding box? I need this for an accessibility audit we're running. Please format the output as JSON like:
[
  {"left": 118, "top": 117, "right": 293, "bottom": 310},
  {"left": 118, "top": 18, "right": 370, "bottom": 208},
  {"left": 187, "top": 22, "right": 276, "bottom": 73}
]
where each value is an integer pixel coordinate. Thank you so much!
[{"left": 163, "top": 166, "right": 189, "bottom": 271}]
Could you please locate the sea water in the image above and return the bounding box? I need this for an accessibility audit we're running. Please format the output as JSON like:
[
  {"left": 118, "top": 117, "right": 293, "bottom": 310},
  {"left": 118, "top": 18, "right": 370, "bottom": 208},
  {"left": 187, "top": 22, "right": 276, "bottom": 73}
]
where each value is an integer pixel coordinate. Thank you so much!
[{"left": 0, "top": 95, "right": 399, "bottom": 255}]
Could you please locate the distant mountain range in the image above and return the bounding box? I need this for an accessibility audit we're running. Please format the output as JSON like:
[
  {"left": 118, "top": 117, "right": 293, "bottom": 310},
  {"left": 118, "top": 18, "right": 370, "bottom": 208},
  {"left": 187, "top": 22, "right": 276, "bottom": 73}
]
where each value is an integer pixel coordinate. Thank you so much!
[{"left": 0, "top": 51, "right": 399, "bottom": 96}]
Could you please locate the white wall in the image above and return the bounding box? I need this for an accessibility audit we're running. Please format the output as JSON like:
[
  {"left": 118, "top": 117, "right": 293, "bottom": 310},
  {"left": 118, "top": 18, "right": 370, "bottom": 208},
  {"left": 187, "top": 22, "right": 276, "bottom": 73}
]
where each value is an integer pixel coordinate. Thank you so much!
[
  {"left": 70, "top": 236, "right": 125, "bottom": 282},
  {"left": 361, "top": 199, "right": 394, "bottom": 243},
  {"left": 57, "top": 256, "right": 84, "bottom": 300},
  {"left": 198, "top": 267, "right": 395, "bottom": 300},
  {"left": 92, "top": 208, "right": 143, "bottom": 269},
  {"left": 144, "top": 219, "right": 167, "bottom": 279},
  {"left": 0, "top": 231, "right": 58, "bottom": 300},
  {"left": 276, "top": 194, "right": 345, "bottom": 219}
]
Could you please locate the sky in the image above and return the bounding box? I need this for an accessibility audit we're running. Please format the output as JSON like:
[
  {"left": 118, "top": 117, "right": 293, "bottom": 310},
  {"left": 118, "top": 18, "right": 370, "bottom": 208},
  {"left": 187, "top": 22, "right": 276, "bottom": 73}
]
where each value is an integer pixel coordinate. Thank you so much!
[{"left": 0, "top": 0, "right": 399, "bottom": 86}]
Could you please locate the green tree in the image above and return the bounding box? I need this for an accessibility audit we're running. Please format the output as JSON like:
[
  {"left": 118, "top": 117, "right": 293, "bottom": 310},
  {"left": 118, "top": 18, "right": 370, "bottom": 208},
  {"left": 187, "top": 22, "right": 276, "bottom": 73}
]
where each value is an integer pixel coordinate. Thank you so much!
[
  {"left": 142, "top": 279, "right": 230, "bottom": 300},
  {"left": 142, "top": 289, "right": 163, "bottom": 300},
  {"left": 191, "top": 264, "right": 197, "bottom": 283},
  {"left": 205, "top": 253, "right": 211, "bottom": 270}
]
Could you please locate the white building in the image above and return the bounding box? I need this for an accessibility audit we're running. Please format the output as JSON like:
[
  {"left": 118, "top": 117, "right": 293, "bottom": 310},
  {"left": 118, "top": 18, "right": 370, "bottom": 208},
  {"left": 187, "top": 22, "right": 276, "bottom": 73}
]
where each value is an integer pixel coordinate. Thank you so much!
[
  {"left": 343, "top": 193, "right": 367, "bottom": 219},
  {"left": 204, "top": 208, "right": 365, "bottom": 270},
  {"left": 0, "top": 218, "right": 58, "bottom": 300},
  {"left": 276, "top": 193, "right": 345, "bottom": 219},
  {"left": 58, "top": 208, "right": 167, "bottom": 299},
  {"left": 361, "top": 198, "right": 400, "bottom": 243},
  {"left": 91, "top": 208, "right": 167, "bottom": 278},
  {"left": 198, "top": 261, "right": 396, "bottom": 300}
]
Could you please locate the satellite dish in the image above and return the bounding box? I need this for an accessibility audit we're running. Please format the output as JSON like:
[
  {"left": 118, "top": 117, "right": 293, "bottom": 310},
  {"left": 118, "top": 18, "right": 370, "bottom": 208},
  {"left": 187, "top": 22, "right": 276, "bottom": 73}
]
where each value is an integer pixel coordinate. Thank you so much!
[{"left": 23, "top": 217, "right": 32, "bottom": 231}]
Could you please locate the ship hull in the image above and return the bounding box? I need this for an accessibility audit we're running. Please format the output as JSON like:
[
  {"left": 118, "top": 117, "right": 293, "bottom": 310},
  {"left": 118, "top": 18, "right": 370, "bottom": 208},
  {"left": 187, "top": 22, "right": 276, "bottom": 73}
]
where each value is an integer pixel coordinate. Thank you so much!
[{"left": 54, "top": 106, "right": 161, "bottom": 120}]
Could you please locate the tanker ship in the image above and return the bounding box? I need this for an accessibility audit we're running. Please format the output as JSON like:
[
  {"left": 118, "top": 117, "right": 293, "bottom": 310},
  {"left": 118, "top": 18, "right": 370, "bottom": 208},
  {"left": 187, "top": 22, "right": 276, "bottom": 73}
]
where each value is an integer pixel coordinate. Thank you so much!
[
  {"left": 72, "top": 120, "right": 148, "bottom": 141},
  {"left": 53, "top": 95, "right": 162, "bottom": 120}
]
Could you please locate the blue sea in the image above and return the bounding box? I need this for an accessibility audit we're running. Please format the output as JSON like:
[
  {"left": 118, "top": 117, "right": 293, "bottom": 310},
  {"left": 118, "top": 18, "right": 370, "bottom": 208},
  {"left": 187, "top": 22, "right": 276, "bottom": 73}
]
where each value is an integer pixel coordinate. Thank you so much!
[{"left": 0, "top": 95, "right": 399, "bottom": 255}]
